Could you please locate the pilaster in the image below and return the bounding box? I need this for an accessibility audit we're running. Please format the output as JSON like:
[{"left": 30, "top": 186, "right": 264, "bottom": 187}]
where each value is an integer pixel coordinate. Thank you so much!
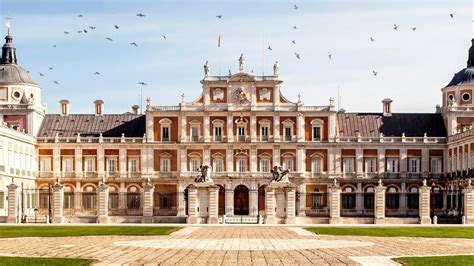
[
  {"left": 142, "top": 181, "right": 154, "bottom": 223},
  {"left": 264, "top": 186, "right": 276, "bottom": 224},
  {"left": 374, "top": 183, "right": 386, "bottom": 224},
  {"left": 463, "top": 183, "right": 474, "bottom": 224},
  {"left": 419, "top": 183, "right": 431, "bottom": 224},
  {"left": 285, "top": 186, "right": 296, "bottom": 224},
  {"left": 329, "top": 184, "right": 341, "bottom": 224},
  {"left": 7, "top": 183, "right": 18, "bottom": 224},
  {"left": 186, "top": 185, "right": 198, "bottom": 224},
  {"left": 97, "top": 183, "right": 109, "bottom": 224},
  {"left": 297, "top": 184, "right": 306, "bottom": 217},
  {"left": 208, "top": 185, "right": 219, "bottom": 224}
]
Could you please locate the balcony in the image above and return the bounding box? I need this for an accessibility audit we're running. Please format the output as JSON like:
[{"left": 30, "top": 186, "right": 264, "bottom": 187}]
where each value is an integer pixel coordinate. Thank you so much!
[
  {"left": 284, "top": 135, "right": 292, "bottom": 142},
  {"left": 161, "top": 137, "right": 170, "bottom": 142},
  {"left": 38, "top": 171, "right": 53, "bottom": 178},
  {"left": 61, "top": 172, "right": 76, "bottom": 178},
  {"left": 384, "top": 172, "right": 400, "bottom": 179},
  {"left": 365, "top": 173, "right": 379, "bottom": 179},
  {"left": 310, "top": 172, "right": 328, "bottom": 179},
  {"left": 191, "top": 136, "right": 199, "bottom": 142},
  {"left": 106, "top": 172, "right": 119, "bottom": 179},
  {"left": 83, "top": 172, "right": 98, "bottom": 178},
  {"left": 342, "top": 172, "right": 357, "bottom": 179},
  {"left": 407, "top": 172, "right": 422, "bottom": 179},
  {"left": 214, "top": 135, "right": 222, "bottom": 142},
  {"left": 237, "top": 135, "right": 246, "bottom": 142},
  {"left": 261, "top": 135, "right": 269, "bottom": 142},
  {"left": 128, "top": 172, "right": 141, "bottom": 179}
]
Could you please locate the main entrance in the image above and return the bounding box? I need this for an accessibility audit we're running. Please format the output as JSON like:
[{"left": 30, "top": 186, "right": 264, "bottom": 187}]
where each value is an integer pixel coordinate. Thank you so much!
[{"left": 234, "top": 185, "right": 249, "bottom": 215}]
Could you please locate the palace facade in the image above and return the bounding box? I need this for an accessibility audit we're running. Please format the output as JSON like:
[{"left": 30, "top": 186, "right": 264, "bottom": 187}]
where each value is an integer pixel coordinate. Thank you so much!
[{"left": 1, "top": 31, "right": 473, "bottom": 224}]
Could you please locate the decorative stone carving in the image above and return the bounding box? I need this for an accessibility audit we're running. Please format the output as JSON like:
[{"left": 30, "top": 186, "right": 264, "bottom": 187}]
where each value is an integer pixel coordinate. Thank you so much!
[
  {"left": 259, "top": 88, "right": 271, "bottom": 101},
  {"left": 204, "top": 61, "right": 210, "bottom": 77},
  {"left": 270, "top": 165, "right": 290, "bottom": 183},
  {"left": 273, "top": 61, "right": 279, "bottom": 76},
  {"left": 194, "top": 164, "right": 213, "bottom": 184},
  {"left": 213, "top": 88, "right": 224, "bottom": 101},
  {"left": 233, "top": 87, "right": 249, "bottom": 104},
  {"left": 238, "top": 54, "right": 245, "bottom": 72}
]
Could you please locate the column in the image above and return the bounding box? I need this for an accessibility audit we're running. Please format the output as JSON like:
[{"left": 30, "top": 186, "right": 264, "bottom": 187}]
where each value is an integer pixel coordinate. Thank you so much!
[
  {"left": 180, "top": 148, "right": 187, "bottom": 172},
  {"left": 250, "top": 114, "right": 257, "bottom": 142},
  {"left": 419, "top": 182, "right": 431, "bottom": 224},
  {"left": 374, "top": 182, "right": 386, "bottom": 224},
  {"left": 400, "top": 148, "right": 407, "bottom": 178},
  {"left": 249, "top": 187, "right": 258, "bottom": 216},
  {"left": 328, "top": 147, "right": 336, "bottom": 176},
  {"left": 180, "top": 115, "right": 187, "bottom": 142},
  {"left": 6, "top": 183, "right": 18, "bottom": 224},
  {"left": 97, "top": 183, "right": 109, "bottom": 224},
  {"left": 273, "top": 115, "right": 280, "bottom": 142},
  {"left": 226, "top": 147, "right": 234, "bottom": 172},
  {"left": 208, "top": 185, "right": 219, "bottom": 224},
  {"left": 53, "top": 147, "right": 60, "bottom": 178},
  {"left": 265, "top": 186, "right": 276, "bottom": 224},
  {"left": 74, "top": 181, "right": 82, "bottom": 213},
  {"left": 285, "top": 186, "right": 296, "bottom": 224},
  {"left": 273, "top": 85, "right": 281, "bottom": 109},
  {"left": 146, "top": 113, "right": 154, "bottom": 142},
  {"left": 421, "top": 148, "right": 429, "bottom": 178},
  {"left": 119, "top": 147, "right": 127, "bottom": 178},
  {"left": 227, "top": 115, "right": 234, "bottom": 143},
  {"left": 75, "top": 147, "right": 82, "bottom": 178},
  {"left": 203, "top": 115, "right": 210, "bottom": 143},
  {"left": 463, "top": 183, "right": 474, "bottom": 224},
  {"left": 400, "top": 182, "right": 407, "bottom": 215},
  {"left": 186, "top": 185, "right": 198, "bottom": 224},
  {"left": 328, "top": 113, "right": 336, "bottom": 141},
  {"left": 377, "top": 147, "right": 385, "bottom": 175},
  {"left": 334, "top": 147, "right": 342, "bottom": 177},
  {"left": 177, "top": 182, "right": 186, "bottom": 216},
  {"left": 52, "top": 184, "right": 64, "bottom": 223},
  {"left": 356, "top": 147, "right": 363, "bottom": 177},
  {"left": 329, "top": 184, "right": 341, "bottom": 224},
  {"left": 203, "top": 146, "right": 210, "bottom": 165},
  {"left": 296, "top": 146, "right": 305, "bottom": 174},
  {"left": 356, "top": 183, "right": 363, "bottom": 214},
  {"left": 297, "top": 184, "right": 306, "bottom": 217},
  {"left": 296, "top": 113, "right": 304, "bottom": 142},
  {"left": 118, "top": 182, "right": 126, "bottom": 215},
  {"left": 142, "top": 182, "right": 154, "bottom": 223},
  {"left": 273, "top": 146, "right": 281, "bottom": 167},
  {"left": 250, "top": 146, "right": 257, "bottom": 173},
  {"left": 225, "top": 186, "right": 234, "bottom": 216},
  {"left": 97, "top": 146, "right": 105, "bottom": 179}
]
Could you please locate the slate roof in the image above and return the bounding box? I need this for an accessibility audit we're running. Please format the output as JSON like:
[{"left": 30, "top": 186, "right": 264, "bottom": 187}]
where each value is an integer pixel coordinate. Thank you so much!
[
  {"left": 38, "top": 114, "right": 146, "bottom": 138},
  {"left": 0, "top": 64, "right": 37, "bottom": 85},
  {"left": 337, "top": 113, "right": 447, "bottom": 137},
  {"left": 446, "top": 67, "right": 474, "bottom": 87}
]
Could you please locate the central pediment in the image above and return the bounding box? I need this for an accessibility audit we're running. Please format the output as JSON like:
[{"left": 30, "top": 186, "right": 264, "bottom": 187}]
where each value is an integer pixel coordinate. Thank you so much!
[{"left": 228, "top": 72, "right": 256, "bottom": 83}]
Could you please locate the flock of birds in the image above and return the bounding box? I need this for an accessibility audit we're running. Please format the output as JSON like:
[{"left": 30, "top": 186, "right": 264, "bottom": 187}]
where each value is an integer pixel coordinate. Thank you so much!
[{"left": 34, "top": 5, "right": 460, "bottom": 86}]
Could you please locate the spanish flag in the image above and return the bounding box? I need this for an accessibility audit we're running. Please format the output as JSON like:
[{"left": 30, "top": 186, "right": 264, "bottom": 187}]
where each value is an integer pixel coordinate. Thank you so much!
[{"left": 218, "top": 34, "right": 221, "bottom": 47}]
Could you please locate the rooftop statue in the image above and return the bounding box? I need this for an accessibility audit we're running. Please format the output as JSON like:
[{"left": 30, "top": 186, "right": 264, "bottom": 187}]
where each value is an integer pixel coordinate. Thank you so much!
[
  {"left": 204, "top": 61, "right": 210, "bottom": 77},
  {"left": 238, "top": 54, "right": 245, "bottom": 72},
  {"left": 273, "top": 61, "right": 280, "bottom": 76}
]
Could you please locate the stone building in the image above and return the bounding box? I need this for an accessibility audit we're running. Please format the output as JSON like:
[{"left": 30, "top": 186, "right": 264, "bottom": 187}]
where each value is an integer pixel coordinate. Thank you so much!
[{"left": 0, "top": 30, "right": 473, "bottom": 224}]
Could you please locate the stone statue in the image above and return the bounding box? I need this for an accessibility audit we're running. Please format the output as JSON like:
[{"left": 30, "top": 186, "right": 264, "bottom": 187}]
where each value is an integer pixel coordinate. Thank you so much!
[
  {"left": 378, "top": 179, "right": 383, "bottom": 187},
  {"left": 422, "top": 179, "right": 427, "bottom": 187},
  {"left": 270, "top": 165, "right": 290, "bottom": 183},
  {"left": 273, "top": 61, "right": 280, "bottom": 76},
  {"left": 194, "top": 164, "right": 213, "bottom": 184},
  {"left": 333, "top": 178, "right": 338, "bottom": 187},
  {"left": 228, "top": 69, "right": 232, "bottom": 77},
  {"left": 238, "top": 54, "right": 245, "bottom": 72},
  {"left": 204, "top": 61, "right": 210, "bottom": 77}
]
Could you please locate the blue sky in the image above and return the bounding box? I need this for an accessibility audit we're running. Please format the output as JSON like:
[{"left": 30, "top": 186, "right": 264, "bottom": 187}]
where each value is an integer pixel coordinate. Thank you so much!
[{"left": 0, "top": 0, "right": 473, "bottom": 114}]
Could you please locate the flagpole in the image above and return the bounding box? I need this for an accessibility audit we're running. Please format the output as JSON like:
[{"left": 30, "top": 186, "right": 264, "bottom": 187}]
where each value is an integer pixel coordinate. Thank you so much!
[
  {"left": 262, "top": 31, "right": 265, "bottom": 76},
  {"left": 218, "top": 33, "right": 221, "bottom": 76}
]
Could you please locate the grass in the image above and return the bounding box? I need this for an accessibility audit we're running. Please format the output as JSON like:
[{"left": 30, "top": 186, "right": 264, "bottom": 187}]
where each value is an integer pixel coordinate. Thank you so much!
[
  {"left": 0, "top": 226, "right": 181, "bottom": 238},
  {"left": 305, "top": 227, "right": 474, "bottom": 239},
  {"left": 0, "top": 256, "right": 95, "bottom": 266},
  {"left": 394, "top": 255, "right": 474, "bottom": 266}
]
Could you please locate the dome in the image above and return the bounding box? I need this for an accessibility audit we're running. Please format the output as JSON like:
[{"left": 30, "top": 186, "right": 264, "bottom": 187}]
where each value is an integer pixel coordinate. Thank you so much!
[
  {"left": 0, "top": 64, "right": 37, "bottom": 85},
  {"left": 446, "top": 39, "right": 474, "bottom": 87}
]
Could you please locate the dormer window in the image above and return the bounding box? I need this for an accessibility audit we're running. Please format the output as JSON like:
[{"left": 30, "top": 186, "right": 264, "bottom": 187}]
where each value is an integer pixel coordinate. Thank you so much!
[{"left": 159, "top": 118, "right": 172, "bottom": 142}]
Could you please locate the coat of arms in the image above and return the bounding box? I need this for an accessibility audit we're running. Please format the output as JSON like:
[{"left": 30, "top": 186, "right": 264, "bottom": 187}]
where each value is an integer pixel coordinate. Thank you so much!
[{"left": 233, "top": 87, "right": 249, "bottom": 104}]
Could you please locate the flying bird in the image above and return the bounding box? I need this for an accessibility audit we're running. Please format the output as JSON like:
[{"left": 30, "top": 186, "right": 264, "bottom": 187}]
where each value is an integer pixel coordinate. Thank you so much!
[
  {"left": 49, "top": 67, "right": 53, "bottom": 70},
  {"left": 89, "top": 26, "right": 96, "bottom": 30},
  {"left": 291, "top": 40, "right": 296, "bottom": 44},
  {"left": 130, "top": 42, "right": 138, "bottom": 47},
  {"left": 94, "top": 72, "right": 100, "bottom": 75},
  {"left": 216, "top": 15, "right": 222, "bottom": 19},
  {"left": 370, "top": 37, "right": 374, "bottom": 42},
  {"left": 136, "top": 13, "right": 146, "bottom": 17},
  {"left": 83, "top": 29, "right": 88, "bottom": 33},
  {"left": 372, "top": 70, "right": 378, "bottom": 76},
  {"left": 38, "top": 72, "right": 44, "bottom": 77},
  {"left": 54, "top": 81, "right": 59, "bottom": 85},
  {"left": 114, "top": 25, "right": 120, "bottom": 29},
  {"left": 393, "top": 24, "right": 398, "bottom": 30},
  {"left": 267, "top": 46, "right": 272, "bottom": 51},
  {"left": 412, "top": 27, "right": 416, "bottom": 31},
  {"left": 77, "top": 30, "right": 83, "bottom": 33},
  {"left": 78, "top": 14, "right": 83, "bottom": 18},
  {"left": 328, "top": 53, "right": 332, "bottom": 60},
  {"left": 293, "top": 25, "right": 297, "bottom": 29},
  {"left": 138, "top": 82, "right": 148, "bottom": 86},
  {"left": 294, "top": 4, "right": 298, "bottom": 10},
  {"left": 450, "top": 13, "right": 454, "bottom": 18},
  {"left": 295, "top": 52, "right": 301, "bottom": 60},
  {"left": 105, "top": 37, "right": 113, "bottom": 41},
  {"left": 52, "top": 45, "right": 57, "bottom": 48},
  {"left": 162, "top": 35, "right": 167, "bottom": 39},
  {"left": 64, "top": 31, "right": 70, "bottom": 34}
]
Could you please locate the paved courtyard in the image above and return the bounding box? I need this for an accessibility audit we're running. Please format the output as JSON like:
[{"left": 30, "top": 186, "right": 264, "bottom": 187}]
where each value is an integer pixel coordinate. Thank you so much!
[{"left": 0, "top": 226, "right": 473, "bottom": 265}]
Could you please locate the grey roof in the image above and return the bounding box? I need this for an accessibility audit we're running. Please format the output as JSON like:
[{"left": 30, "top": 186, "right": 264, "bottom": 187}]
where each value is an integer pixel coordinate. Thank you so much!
[
  {"left": 38, "top": 114, "right": 145, "bottom": 138},
  {"left": 337, "top": 113, "right": 447, "bottom": 137},
  {"left": 446, "top": 67, "right": 474, "bottom": 87},
  {"left": 0, "top": 64, "right": 37, "bottom": 85}
]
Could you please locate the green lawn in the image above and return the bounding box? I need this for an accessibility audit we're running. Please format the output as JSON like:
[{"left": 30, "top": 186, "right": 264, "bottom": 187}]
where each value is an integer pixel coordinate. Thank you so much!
[
  {"left": 394, "top": 255, "right": 474, "bottom": 266},
  {"left": 0, "top": 256, "right": 95, "bottom": 266},
  {"left": 305, "top": 227, "right": 474, "bottom": 239},
  {"left": 0, "top": 226, "right": 181, "bottom": 238}
]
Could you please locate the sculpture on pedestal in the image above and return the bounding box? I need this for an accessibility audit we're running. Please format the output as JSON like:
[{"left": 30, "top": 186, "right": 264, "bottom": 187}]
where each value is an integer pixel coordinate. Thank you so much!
[
  {"left": 204, "top": 61, "right": 210, "bottom": 77},
  {"left": 270, "top": 165, "right": 290, "bottom": 183},
  {"left": 194, "top": 164, "right": 213, "bottom": 184},
  {"left": 238, "top": 54, "right": 245, "bottom": 72},
  {"left": 273, "top": 61, "right": 280, "bottom": 76}
]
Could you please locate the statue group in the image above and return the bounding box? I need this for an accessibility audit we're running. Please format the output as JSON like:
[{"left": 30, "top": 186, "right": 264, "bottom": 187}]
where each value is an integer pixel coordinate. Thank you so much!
[
  {"left": 270, "top": 165, "right": 290, "bottom": 183},
  {"left": 194, "top": 164, "right": 213, "bottom": 184}
]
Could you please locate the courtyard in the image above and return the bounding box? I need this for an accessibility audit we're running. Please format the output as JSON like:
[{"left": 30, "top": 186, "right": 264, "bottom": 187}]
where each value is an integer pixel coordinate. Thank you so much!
[{"left": 0, "top": 225, "right": 473, "bottom": 265}]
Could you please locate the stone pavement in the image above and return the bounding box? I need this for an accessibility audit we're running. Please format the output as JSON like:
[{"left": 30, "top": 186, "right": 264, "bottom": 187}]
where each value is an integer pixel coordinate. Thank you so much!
[{"left": 0, "top": 226, "right": 473, "bottom": 265}]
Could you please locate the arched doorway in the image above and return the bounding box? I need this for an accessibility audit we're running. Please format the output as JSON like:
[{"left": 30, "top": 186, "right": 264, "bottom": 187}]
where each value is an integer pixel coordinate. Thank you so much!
[
  {"left": 218, "top": 185, "right": 225, "bottom": 215},
  {"left": 234, "top": 185, "right": 249, "bottom": 215}
]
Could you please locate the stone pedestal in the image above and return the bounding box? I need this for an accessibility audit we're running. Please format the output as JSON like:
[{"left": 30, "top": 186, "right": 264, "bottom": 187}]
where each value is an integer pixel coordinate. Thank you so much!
[
  {"left": 374, "top": 184, "right": 386, "bottom": 224},
  {"left": 142, "top": 182, "right": 154, "bottom": 224},
  {"left": 225, "top": 188, "right": 234, "bottom": 216},
  {"left": 177, "top": 183, "right": 186, "bottom": 216},
  {"left": 285, "top": 187, "right": 296, "bottom": 224},
  {"left": 419, "top": 185, "right": 431, "bottom": 224},
  {"left": 249, "top": 188, "right": 258, "bottom": 217},
  {"left": 52, "top": 184, "right": 64, "bottom": 224},
  {"left": 297, "top": 184, "right": 306, "bottom": 217},
  {"left": 97, "top": 183, "right": 109, "bottom": 224},
  {"left": 264, "top": 186, "right": 276, "bottom": 224},
  {"left": 463, "top": 185, "right": 474, "bottom": 224},
  {"left": 186, "top": 183, "right": 219, "bottom": 224},
  {"left": 329, "top": 185, "right": 341, "bottom": 224},
  {"left": 7, "top": 184, "right": 18, "bottom": 224}
]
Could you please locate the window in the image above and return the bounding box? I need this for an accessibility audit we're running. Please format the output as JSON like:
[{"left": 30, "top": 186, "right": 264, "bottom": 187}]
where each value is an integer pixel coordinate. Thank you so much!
[
  {"left": 312, "top": 189, "right": 323, "bottom": 209},
  {"left": 190, "top": 159, "right": 200, "bottom": 172},
  {"left": 341, "top": 187, "right": 356, "bottom": 209},
  {"left": 84, "top": 157, "right": 95, "bottom": 173},
  {"left": 106, "top": 157, "right": 117, "bottom": 173},
  {"left": 386, "top": 158, "right": 398, "bottom": 173},
  {"left": 62, "top": 157, "right": 73, "bottom": 172},
  {"left": 431, "top": 158, "right": 442, "bottom": 173},
  {"left": 237, "top": 159, "right": 247, "bottom": 172},
  {"left": 343, "top": 158, "right": 354, "bottom": 174},
  {"left": 312, "top": 126, "right": 321, "bottom": 141},
  {"left": 128, "top": 158, "right": 138, "bottom": 173},
  {"left": 63, "top": 192, "right": 74, "bottom": 209},
  {"left": 39, "top": 157, "right": 52, "bottom": 172},
  {"left": 365, "top": 158, "right": 375, "bottom": 173},
  {"left": 109, "top": 193, "right": 119, "bottom": 209},
  {"left": 284, "top": 126, "right": 292, "bottom": 141},
  {"left": 161, "top": 158, "right": 170, "bottom": 173},
  {"left": 213, "top": 159, "right": 223, "bottom": 173},
  {"left": 161, "top": 126, "right": 170, "bottom": 141},
  {"left": 39, "top": 190, "right": 50, "bottom": 209},
  {"left": 127, "top": 193, "right": 140, "bottom": 209},
  {"left": 261, "top": 126, "right": 269, "bottom": 141},
  {"left": 214, "top": 126, "right": 222, "bottom": 141},
  {"left": 0, "top": 191, "right": 4, "bottom": 209},
  {"left": 364, "top": 191, "right": 374, "bottom": 209},
  {"left": 283, "top": 158, "right": 293, "bottom": 171},
  {"left": 191, "top": 126, "right": 199, "bottom": 142},
  {"left": 409, "top": 158, "right": 420, "bottom": 173},
  {"left": 312, "top": 158, "right": 322, "bottom": 174},
  {"left": 238, "top": 126, "right": 246, "bottom": 141},
  {"left": 82, "top": 193, "right": 97, "bottom": 209},
  {"left": 386, "top": 188, "right": 399, "bottom": 209},
  {"left": 462, "top": 92, "right": 471, "bottom": 102},
  {"left": 407, "top": 188, "right": 419, "bottom": 209},
  {"left": 160, "top": 193, "right": 172, "bottom": 209},
  {"left": 260, "top": 159, "right": 270, "bottom": 172}
]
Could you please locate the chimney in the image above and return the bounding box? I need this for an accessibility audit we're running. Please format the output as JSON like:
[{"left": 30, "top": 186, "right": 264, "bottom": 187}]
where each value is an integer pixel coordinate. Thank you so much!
[
  {"left": 94, "top": 100, "right": 104, "bottom": 116},
  {"left": 131, "top": 105, "right": 140, "bottom": 115},
  {"left": 59, "top": 100, "right": 69, "bottom": 116},
  {"left": 382, "top": 98, "right": 393, "bottom": 117}
]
